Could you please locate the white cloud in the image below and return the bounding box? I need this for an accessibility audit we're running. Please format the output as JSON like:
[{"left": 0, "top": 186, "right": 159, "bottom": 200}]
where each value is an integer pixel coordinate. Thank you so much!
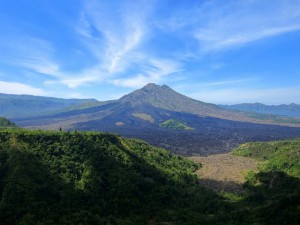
[
  {"left": 0, "top": 80, "right": 47, "bottom": 96},
  {"left": 77, "top": 0, "right": 150, "bottom": 75},
  {"left": 110, "top": 58, "right": 182, "bottom": 88},
  {"left": 2, "top": 37, "right": 60, "bottom": 76},
  {"left": 43, "top": 63, "right": 115, "bottom": 89},
  {"left": 189, "top": 87, "right": 300, "bottom": 105},
  {"left": 194, "top": 0, "right": 300, "bottom": 51},
  {"left": 156, "top": 0, "right": 300, "bottom": 52},
  {"left": 111, "top": 74, "right": 154, "bottom": 88}
]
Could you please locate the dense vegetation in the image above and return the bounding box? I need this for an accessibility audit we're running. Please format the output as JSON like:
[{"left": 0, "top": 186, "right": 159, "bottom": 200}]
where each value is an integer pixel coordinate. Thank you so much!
[
  {"left": 232, "top": 138, "right": 300, "bottom": 177},
  {"left": 160, "top": 119, "right": 193, "bottom": 130},
  {"left": 0, "top": 129, "right": 299, "bottom": 224},
  {"left": 0, "top": 129, "right": 228, "bottom": 225},
  {"left": 230, "top": 139, "right": 300, "bottom": 224},
  {"left": 0, "top": 117, "right": 16, "bottom": 127}
]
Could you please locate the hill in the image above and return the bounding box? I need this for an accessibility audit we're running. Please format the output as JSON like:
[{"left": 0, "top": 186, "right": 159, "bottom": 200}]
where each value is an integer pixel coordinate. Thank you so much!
[
  {"left": 229, "top": 138, "right": 300, "bottom": 224},
  {"left": 0, "top": 117, "right": 17, "bottom": 127},
  {"left": 13, "top": 84, "right": 300, "bottom": 156},
  {"left": 0, "top": 93, "right": 99, "bottom": 118},
  {"left": 0, "top": 129, "right": 228, "bottom": 225},
  {"left": 220, "top": 103, "right": 300, "bottom": 117},
  {"left": 0, "top": 129, "right": 299, "bottom": 225},
  {"left": 232, "top": 138, "right": 300, "bottom": 178}
]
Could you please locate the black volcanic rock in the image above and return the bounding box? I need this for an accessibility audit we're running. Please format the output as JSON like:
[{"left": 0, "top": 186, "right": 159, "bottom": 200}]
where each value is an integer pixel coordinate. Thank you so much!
[{"left": 13, "top": 83, "right": 300, "bottom": 156}]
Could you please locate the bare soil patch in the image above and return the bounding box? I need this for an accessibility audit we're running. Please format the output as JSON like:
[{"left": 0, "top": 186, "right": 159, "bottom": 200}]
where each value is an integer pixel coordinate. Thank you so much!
[{"left": 190, "top": 154, "right": 258, "bottom": 193}]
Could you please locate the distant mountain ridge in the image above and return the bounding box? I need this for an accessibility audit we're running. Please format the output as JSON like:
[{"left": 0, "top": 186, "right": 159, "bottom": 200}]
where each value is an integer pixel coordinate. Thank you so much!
[
  {"left": 0, "top": 93, "right": 99, "bottom": 118},
  {"left": 220, "top": 103, "right": 300, "bottom": 117}
]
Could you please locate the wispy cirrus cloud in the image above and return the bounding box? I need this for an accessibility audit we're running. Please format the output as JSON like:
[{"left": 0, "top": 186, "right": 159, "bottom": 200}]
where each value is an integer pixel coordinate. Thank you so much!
[
  {"left": 110, "top": 58, "right": 182, "bottom": 88},
  {"left": 0, "top": 37, "right": 59, "bottom": 74},
  {"left": 68, "top": 0, "right": 184, "bottom": 89},
  {"left": 156, "top": 0, "right": 300, "bottom": 52},
  {"left": 77, "top": 0, "right": 148, "bottom": 74},
  {"left": 194, "top": 0, "right": 300, "bottom": 51},
  {"left": 0, "top": 0, "right": 299, "bottom": 103}
]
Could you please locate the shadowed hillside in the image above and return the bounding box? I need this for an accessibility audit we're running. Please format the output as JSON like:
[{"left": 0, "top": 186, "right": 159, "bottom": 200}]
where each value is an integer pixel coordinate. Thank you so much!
[
  {"left": 0, "top": 130, "right": 299, "bottom": 224},
  {"left": 0, "top": 129, "right": 229, "bottom": 225}
]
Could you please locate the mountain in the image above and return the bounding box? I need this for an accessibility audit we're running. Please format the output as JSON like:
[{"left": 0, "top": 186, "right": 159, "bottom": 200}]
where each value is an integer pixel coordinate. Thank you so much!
[
  {"left": 0, "top": 93, "right": 99, "bottom": 118},
  {"left": 119, "top": 83, "right": 226, "bottom": 117},
  {"left": 118, "top": 84, "right": 300, "bottom": 125},
  {"left": 14, "top": 84, "right": 300, "bottom": 156},
  {"left": 220, "top": 102, "right": 300, "bottom": 117}
]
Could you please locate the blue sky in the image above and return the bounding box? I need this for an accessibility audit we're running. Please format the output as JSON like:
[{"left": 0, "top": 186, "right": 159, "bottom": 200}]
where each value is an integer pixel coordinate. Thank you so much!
[{"left": 0, "top": 0, "right": 300, "bottom": 104}]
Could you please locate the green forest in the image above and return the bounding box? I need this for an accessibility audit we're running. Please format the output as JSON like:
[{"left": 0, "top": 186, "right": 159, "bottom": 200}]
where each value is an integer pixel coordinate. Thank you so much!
[
  {"left": 159, "top": 119, "right": 193, "bottom": 130},
  {"left": 0, "top": 117, "right": 16, "bottom": 127},
  {"left": 0, "top": 128, "right": 299, "bottom": 225}
]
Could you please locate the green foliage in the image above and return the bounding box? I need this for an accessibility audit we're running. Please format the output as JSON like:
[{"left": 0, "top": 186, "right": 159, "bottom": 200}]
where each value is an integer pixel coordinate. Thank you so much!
[
  {"left": 232, "top": 138, "right": 300, "bottom": 177},
  {"left": 160, "top": 119, "right": 194, "bottom": 130},
  {"left": 228, "top": 139, "right": 300, "bottom": 225},
  {"left": 0, "top": 117, "right": 17, "bottom": 128},
  {"left": 1, "top": 129, "right": 299, "bottom": 224},
  {"left": 0, "top": 129, "right": 224, "bottom": 225}
]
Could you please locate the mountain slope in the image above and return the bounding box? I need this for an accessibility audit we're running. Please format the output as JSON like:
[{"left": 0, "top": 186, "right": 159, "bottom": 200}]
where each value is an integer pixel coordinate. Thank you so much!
[
  {"left": 0, "top": 93, "right": 99, "bottom": 118},
  {"left": 0, "top": 129, "right": 227, "bottom": 225},
  {"left": 13, "top": 84, "right": 300, "bottom": 156},
  {"left": 15, "top": 101, "right": 300, "bottom": 156},
  {"left": 120, "top": 83, "right": 226, "bottom": 117},
  {"left": 1, "top": 129, "right": 299, "bottom": 225},
  {"left": 220, "top": 103, "right": 300, "bottom": 117},
  {"left": 119, "top": 84, "right": 300, "bottom": 126},
  {"left": 0, "top": 117, "right": 17, "bottom": 127}
]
